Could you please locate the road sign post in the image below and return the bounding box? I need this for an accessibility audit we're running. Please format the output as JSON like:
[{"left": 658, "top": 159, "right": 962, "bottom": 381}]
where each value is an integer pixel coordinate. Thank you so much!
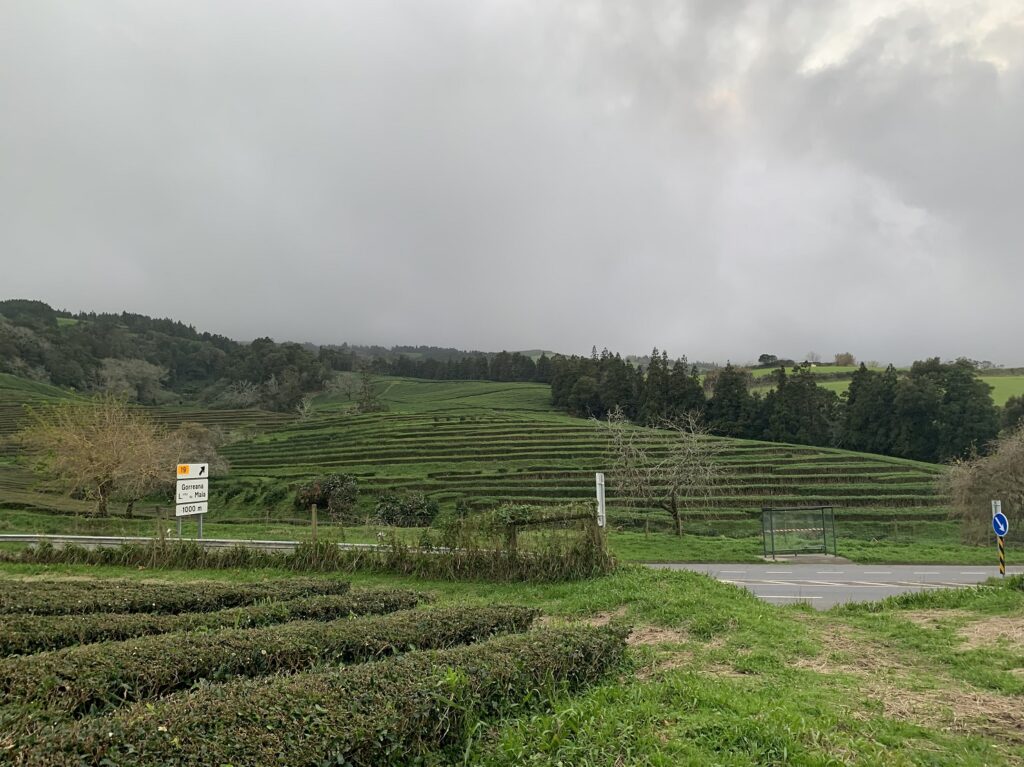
[
  {"left": 176, "top": 463, "right": 209, "bottom": 539},
  {"left": 595, "top": 473, "right": 606, "bottom": 528},
  {"left": 992, "top": 500, "right": 1008, "bottom": 577}
]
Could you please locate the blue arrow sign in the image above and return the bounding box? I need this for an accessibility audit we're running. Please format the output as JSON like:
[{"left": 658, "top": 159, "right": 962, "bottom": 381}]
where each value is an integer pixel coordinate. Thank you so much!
[{"left": 993, "top": 512, "right": 1009, "bottom": 537}]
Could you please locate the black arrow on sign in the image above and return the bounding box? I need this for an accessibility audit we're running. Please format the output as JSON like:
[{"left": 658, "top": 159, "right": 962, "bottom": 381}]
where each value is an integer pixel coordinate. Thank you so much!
[{"left": 199, "top": 466, "right": 206, "bottom": 476}]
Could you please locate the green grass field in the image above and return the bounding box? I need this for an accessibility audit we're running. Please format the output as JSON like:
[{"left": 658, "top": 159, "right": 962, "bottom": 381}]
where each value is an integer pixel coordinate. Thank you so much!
[
  {"left": 1, "top": 562, "right": 1021, "bottom": 764},
  {"left": 0, "top": 372, "right": 1009, "bottom": 564},
  {"left": 747, "top": 368, "right": 1024, "bottom": 406},
  {"left": 748, "top": 364, "right": 868, "bottom": 378}
]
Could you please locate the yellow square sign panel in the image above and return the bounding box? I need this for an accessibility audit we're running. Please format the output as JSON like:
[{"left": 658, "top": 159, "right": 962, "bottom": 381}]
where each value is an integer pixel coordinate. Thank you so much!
[{"left": 176, "top": 463, "right": 209, "bottom": 478}]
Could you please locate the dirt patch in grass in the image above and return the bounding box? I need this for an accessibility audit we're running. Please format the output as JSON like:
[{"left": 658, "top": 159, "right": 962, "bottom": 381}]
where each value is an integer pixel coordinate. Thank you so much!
[
  {"left": 793, "top": 623, "right": 905, "bottom": 675},
  {"left": 584, "top": 606, "right": 629, "bottom": 626},
  {"left": 957, "top": 616, "right": 1024, "bottom": 649},
  {"left": 862, "top": 680, "right": 1024, "bottom": 745},
  {"left": 797, "top": 620, "right": 1024, "bottom": 744},
  {"left": 899, "top": 609, "right": 971, "bottom": 629},
  {"left": 627, "top": 626, "right": 688, "bottom": 646}
]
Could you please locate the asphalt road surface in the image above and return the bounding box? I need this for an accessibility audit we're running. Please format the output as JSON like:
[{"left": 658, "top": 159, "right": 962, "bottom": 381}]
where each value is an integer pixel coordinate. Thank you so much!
[{"left": 647, "top": 563, "right": 1023, "bottom": 609}]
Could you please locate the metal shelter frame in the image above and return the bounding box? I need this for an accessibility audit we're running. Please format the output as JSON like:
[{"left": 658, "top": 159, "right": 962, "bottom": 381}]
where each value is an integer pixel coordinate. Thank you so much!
[{"left": 761, "top": 505, "right": 837, "bottom": 559}]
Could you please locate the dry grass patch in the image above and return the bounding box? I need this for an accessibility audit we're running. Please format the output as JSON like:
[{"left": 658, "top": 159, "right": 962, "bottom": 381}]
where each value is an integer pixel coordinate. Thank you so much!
[
  {"left": 796, "top": 619, "right": 1024, "bottom": 744},
  {"left": 583, "top": 606, "right": 629, "bottom": 626},
  {"left": 957, "top": 616, "right": 1024, "bottom": 649},
  {"left": 860, "top": 679, "right": 1024, "bottom": 745},
  {"left": 627, "top": 626, "right": 688, "bottom": 646},
  {"left": 900, "top": 609, "right": 971, "bottom": 629},
  {"left": 792, "top": 622, "right": 905, "bottom": 675}
]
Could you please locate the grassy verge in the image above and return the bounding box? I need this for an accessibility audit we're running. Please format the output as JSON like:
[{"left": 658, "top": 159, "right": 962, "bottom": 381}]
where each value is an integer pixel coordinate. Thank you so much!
[
  {"left": 1, "top": 507, "right": 1006, "bottom": 565},
  {"left": 1, "top": 562, "right": 1020, "bottom": 764}
]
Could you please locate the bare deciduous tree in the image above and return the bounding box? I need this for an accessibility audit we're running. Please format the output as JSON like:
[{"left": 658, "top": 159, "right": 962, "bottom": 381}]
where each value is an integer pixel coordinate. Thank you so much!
[
  {"left": 597, "top": 406, "right": 727, "bottom": 536},
  {"left": 20, "top": 399, "right": 226, "bottom": 518},
  {"left": 296, "top": 396, "right": 315, "bottom": 420},
  {"left": 947, "top": 425, "right": 1024, "bottom": 543},
  {"left": 21, "top": 396, "right": 175, "bottom": 517}
]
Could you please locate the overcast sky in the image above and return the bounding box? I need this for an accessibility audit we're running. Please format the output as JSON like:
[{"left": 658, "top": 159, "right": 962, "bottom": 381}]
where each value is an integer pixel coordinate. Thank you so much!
[{"left": 2, "top": 1, "right": 1021, "bottom": 364}]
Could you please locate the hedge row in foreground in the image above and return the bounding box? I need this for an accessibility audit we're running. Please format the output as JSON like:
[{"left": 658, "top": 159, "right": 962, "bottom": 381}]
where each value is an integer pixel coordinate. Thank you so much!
[
  {"left": 5, "top": 536, "right": 616, "bottom": 582},
  {"left": 0, "top": 576, "right": 350, "bottom": 616},
  {"left": 15, "top": 625, "right": 627, "bottom": 766},
  {"left": 0, "top": 588, "right": 422, "bottom": 657},
  {"left": 1, "top": 605, "right": 538, "bottom": 716}
]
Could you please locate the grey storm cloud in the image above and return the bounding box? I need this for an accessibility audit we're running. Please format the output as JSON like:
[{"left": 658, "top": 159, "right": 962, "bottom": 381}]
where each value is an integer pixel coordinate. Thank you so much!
[{"left": 1, "top": 0, "right": 1022, "bottom": 364}]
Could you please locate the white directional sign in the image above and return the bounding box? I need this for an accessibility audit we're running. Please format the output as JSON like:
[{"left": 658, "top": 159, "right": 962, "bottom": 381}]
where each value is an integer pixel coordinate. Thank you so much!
[
  {"left": 176, "top": 463, "right": 208, "bottom": 479},
  {"left": 175, "top": 501, "right": 208, "bottom": 518},
  {"left": 176, "top": 479, "right": 209, "bottom": 504},
  {"left": 175, "top": 463, "right": 210, "bottom": 518}
]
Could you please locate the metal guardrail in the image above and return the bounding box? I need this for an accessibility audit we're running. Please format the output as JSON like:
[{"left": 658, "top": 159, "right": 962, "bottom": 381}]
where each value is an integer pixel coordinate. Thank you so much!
[{"left": 0, "top": 534, "right": 388, "bottom": 554}]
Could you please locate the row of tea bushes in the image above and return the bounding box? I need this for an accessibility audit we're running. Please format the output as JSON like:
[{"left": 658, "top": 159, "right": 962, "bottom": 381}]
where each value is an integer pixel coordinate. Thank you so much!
[
  {"left": 1, "top": 605, "right": 538, "bottom": 716},
  {"left": 0, "top": 576, "right": 351, "bottom": 616},
  {"left": 15, "top": 625, "right": 627, "bottom": 766},
  {"left": 5, "top": 538, "right": 616, "bottom": 583},
  {"left": 0, "top": 588, "right": 422, "bottom": 656}
]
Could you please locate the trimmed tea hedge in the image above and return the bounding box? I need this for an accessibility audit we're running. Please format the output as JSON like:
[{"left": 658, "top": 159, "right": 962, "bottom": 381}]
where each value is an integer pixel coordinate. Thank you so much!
[
  {"left": 0, "top": 605, "right": 538, "bottom": 715},
  {"left": 0, "top": 576, "right": 350, "bottom": 616},
  {"left": 16, "top": 625, "right": 626, "bottom": 766},
  {"left": 0, "top": 588, "right": 421, "bottom": 657},
  {"left": 7, "top": 538, "right": 616, "bottom": 583}
]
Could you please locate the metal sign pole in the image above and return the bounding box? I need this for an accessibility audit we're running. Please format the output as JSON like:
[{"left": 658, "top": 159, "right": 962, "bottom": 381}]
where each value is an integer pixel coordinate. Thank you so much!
[{"left": 992, "top": 500, "right": 1007, "bottom": 578}]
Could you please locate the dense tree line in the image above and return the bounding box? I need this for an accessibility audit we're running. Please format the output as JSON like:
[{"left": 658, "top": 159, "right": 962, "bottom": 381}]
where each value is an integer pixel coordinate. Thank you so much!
[
  {"left": 369, "top": 350, "right": 554, "bottom": 383},
  {"left": 0, "top": 300, "right": 328, "bottom": 411},
  {"left": 550, "top": 348, "right": 1004, "bottom": 464}
]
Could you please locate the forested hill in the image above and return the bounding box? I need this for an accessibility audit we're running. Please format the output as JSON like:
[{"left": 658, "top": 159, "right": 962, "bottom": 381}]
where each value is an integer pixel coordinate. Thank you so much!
[
  {"left": 0, "top": 300, "right": 327, "bottom": 411},
  {"left": 0, "top": 299, "right": 559, "bottom": 411}
]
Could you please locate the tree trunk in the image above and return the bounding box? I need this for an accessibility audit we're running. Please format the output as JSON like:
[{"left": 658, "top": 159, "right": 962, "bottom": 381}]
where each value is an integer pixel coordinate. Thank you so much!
[
  {"left": 125, "top": 499, "right": 135, "bottom": 518},
  {"left": 96, "top": 481, "right": 111, "bottom": 517},
  {"left": 671, "top": 493, "right": 682, "bottom": 537}
]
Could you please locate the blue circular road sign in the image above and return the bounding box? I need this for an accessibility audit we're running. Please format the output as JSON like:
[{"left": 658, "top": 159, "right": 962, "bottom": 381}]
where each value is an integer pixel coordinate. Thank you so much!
[{"left": 993, "top": 512, "right": 1009, "bottom": 537}]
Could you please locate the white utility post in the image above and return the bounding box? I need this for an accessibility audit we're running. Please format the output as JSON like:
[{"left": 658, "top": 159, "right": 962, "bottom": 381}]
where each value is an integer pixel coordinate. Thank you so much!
[{"left": 595, "top": 472, "right": 606, "bottom": 528}]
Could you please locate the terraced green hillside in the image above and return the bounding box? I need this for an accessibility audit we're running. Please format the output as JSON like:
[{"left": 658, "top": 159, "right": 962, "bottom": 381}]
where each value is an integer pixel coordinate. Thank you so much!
[
  {"left": 207, "top": 378, "right": 949, "bottom": 529},
  {"left": 0, "top": 373, "right": 950, "bottom": 532},
  {"left": 0, "top": 375, "right": 89, "bottom": 513}
]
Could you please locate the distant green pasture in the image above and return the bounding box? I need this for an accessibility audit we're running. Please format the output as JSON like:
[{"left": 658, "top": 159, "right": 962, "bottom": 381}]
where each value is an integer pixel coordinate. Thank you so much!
[{"left": 748, "top": 373, "right": 1024, "bottom": 406}]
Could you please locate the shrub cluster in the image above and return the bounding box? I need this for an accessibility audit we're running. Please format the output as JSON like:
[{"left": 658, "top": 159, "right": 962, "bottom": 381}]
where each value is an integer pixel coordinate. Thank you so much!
[
  {"left": 16, "top": 626, "right": 626, "bottom": 766},
  {"left": 374, "top": 492, "right": 439, "bottom": 527},
  {"left": 0, "top": 605, "right": 538, "bottom": 716},
  {"left": 293, "top": 473, "right": 359, "bottom": 520},
  {"left": 0, "top": 575, "right": 350, "bottom": 616},
  {"left": 0, "top": 588, "right": 421, "bottom": 657}
]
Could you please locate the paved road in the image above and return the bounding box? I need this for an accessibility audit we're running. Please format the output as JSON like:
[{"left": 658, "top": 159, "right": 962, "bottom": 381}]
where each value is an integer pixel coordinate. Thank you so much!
[{"left": 647, "top": 563, "right": 1023, "bottom": 609}]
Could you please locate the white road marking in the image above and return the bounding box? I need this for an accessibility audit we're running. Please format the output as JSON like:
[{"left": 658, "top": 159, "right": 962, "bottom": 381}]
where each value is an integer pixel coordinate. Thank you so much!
[
  {"left": 864, "top": 571, "right": 891, "bottom": 575},
  {"left": 718, "top": 570, "right": 747, "bottom": 574},
  {"left": 914, "top": 571, "right": 940, "bottom": 575},
  {"left": 761, "top": 595, "right": 822, "bottom": 600},
  {"left": 765, "top": 570, "right": 792, "bottom": 574},
  {"left": 816, "top": 571, "right": 845, "bottom": 574},
  {"left": 960, "top": 572, "right": 987, "bottom": 575}
]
